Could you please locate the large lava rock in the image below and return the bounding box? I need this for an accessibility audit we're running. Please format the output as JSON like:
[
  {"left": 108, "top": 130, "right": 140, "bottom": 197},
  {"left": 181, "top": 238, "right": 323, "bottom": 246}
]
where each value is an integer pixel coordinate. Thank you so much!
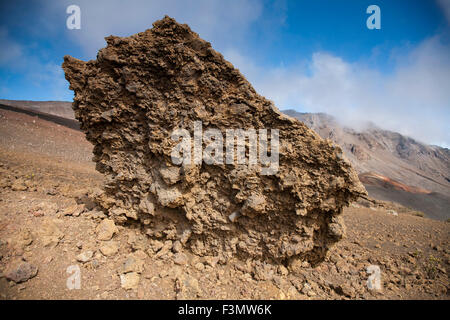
[{"left": 63, "top": 16, "right": 366, "bottom": 265}]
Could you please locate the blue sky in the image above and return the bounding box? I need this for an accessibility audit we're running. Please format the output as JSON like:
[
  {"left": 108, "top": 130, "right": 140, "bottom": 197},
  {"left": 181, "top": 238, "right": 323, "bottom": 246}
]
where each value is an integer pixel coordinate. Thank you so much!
[{"left": 0, "top": 0, "right": 449, "bottom": 146}]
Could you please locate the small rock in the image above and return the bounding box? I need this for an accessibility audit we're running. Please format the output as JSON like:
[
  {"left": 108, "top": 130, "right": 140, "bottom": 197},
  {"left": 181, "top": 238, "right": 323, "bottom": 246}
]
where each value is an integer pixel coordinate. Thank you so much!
[
  {"left": 272, "top": 275, "right": 288, "bottom": 289},
  {"left": 137, "top": 287, "right": 146, "bottom": 299},
  {"left": 204, "top": 256, "right": 219, "bottom": 268},
  {"left": 39, "top": 218, "right": 64, "bottom": 248},
  {"left": 133, "top": 250, "right": 148, "bottom": 260},
  {"left": 278, "top": 265, "right": 289, "bottom": 276},
  {"left": 121, "top": 253, "right": 145, "bottom": 274},
  {"left": 228, "top": 211, "right": 240, "bottom": 223},
  {"left": 11, "top": 180, "right": 27, "bottom": 191},
  {"left": 159, "top": 166, "right": 181, "bottom": 185},
  {"left": 43, "top": 256, "right": 53, "bottom": 264},
  {"left": 87, "top": 210, "right": 107, "bottom": 220},
  {"left": 33, "top": 202, "right": 58, "bottom": 216},
  {"left": 332, "top": 284, "right": 356, "bottom": 298},
  {"left": 149, "top": 239, "right": 164, "bottom": 253},
  {"left": 194, "top": 262, "right": 205, "bottom": 271},
  {"left": 154, "top": 240, "right": 173, "bottom": 259},
  {"left": 90, "top": 259, "right": 100, "bottom": 269},
  {"left": 287, "top": 286, "right": 298, "bottom": 298},
  {"left": 63, "top": 204, "right": 85, "bottom": 216},
  {"left": 138, "top": 199, "right": 155, "bottom": 216},
  {"left": 127, "top": 232, "right": 148, "bottom": 251},
  {"left": 45, "top": 187, "right": 57, "bottom": 195},
  {"left": 387, "top": 210, "right": 398, "bottom": 216},
  {"left": 14, "top": 228, "right": 33, "bottom": 250}
]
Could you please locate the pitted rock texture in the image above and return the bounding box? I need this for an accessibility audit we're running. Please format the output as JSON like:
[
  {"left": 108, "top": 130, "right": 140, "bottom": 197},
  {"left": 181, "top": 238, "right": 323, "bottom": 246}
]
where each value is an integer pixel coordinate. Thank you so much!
[{"left": 62, "top": 16, "right": 366, "bottom": 265}]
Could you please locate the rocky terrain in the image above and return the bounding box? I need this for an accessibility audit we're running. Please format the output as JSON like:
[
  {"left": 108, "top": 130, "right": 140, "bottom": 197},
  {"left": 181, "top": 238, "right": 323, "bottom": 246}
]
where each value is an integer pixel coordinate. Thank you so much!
[
  {"left": 0, "top": 108, "right": 448, "bottom": 299},
  {"left": 284, "top": 110, "right": 450, "bottom": 220},
  {"left": 284, "top": 111, "right": 450, "bottom": 195}
]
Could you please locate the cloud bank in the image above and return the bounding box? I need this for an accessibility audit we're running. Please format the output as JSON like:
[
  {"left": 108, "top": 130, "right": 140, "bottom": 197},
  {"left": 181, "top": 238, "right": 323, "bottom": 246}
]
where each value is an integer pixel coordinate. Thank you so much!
[{"left": 437, "top": 0, "right": 450, "bottom": 25}]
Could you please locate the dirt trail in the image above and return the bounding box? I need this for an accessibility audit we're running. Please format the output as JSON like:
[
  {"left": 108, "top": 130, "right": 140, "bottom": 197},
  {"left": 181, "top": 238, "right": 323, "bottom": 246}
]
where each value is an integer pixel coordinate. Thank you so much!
[{"left": 0, "top": 109, "right": 448, "bottom": 300}]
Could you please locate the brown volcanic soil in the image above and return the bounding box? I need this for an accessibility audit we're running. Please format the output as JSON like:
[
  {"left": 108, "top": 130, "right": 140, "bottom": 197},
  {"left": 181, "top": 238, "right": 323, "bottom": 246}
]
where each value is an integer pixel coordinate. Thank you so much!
[
  {"left": 0, "top": 100, "right": 75, "bottom": 120},
  {"left": 284, "top": 110, "right": 450, "bottom": 221},
  {"left": 284, "top": 110, "right": 450, "bottom": 196},
  {"left": 62, "top": 16, "right": 366, "bottom": 269},
  {"left": 0, "top": 108, "right": 448, "bottom": 300}
]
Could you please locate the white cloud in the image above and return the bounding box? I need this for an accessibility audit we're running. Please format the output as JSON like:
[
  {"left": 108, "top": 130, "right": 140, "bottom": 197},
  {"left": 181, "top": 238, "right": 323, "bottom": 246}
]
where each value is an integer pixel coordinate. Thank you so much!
[
  {"left": 0, "top": 28, "right": 24, "bottom": 67},
  {"left": 46, "top": 0, "right": 263, "bottom": 58},
  {"left": 224, "top": 35, "right": 450, "bottom": 147},
  {"left": 2, "top": 0, "right": 448, "bottom": 146}
]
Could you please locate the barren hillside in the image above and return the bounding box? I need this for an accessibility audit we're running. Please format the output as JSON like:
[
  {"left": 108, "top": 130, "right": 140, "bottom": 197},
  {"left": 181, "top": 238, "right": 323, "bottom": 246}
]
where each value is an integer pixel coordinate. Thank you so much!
[
  {"left": 284, "top": 110, "right": 450, "bottom": 220},
  {"left": 0, "top": 105, "right": 448, "bottom": 300},
  {"left": 0, "top": 100, "right": 75, "bottom": 120}
]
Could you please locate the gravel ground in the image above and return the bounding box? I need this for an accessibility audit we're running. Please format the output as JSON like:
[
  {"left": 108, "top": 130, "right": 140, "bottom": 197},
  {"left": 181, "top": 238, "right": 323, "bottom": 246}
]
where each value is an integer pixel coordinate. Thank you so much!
[{"left": 0, "top": 108, "right": 448, "bottom": 300}]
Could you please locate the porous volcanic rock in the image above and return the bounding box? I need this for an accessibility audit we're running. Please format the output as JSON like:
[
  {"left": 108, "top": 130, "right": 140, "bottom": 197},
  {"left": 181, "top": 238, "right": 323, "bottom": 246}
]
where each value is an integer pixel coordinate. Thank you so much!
[{"left": 62, "top": 16, "right": 366, "bottom": 266}]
